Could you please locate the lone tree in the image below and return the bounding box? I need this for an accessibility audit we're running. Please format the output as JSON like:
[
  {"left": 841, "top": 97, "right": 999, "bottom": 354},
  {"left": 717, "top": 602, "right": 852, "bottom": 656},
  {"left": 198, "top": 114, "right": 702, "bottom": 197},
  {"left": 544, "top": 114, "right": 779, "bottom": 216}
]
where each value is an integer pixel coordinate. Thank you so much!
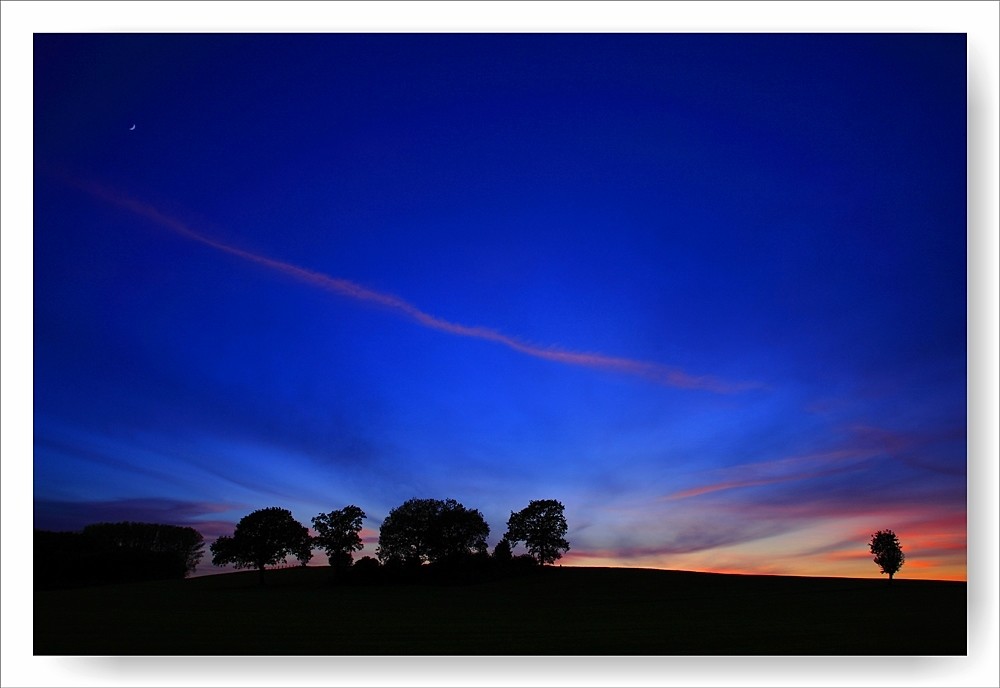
[
  {"left": 869, "top": 529, "right": 905, "bottom": 582},
  {"left": 210, "top": 507, "right": 311, "bottom": 582},
  {"left": 377, "top": 498, "right": 489, "bottom": 566},
  {"left": 312, "top": 505, "right": 366, "bottom": 571},
  {"left": 505, "top": 499, "right": 570, "bottom": 565}
]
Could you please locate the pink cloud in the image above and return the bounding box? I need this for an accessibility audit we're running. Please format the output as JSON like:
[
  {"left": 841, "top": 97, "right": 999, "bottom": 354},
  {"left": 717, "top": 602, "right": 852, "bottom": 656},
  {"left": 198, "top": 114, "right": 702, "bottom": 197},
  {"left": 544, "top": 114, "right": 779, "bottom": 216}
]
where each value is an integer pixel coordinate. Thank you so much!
[
  {"left": 73, "top": 178, "right": 755, "bottom": 393},
  {"left": 663, "top": 448, "right": 874, "bottom": 500},
  {"left": 189, "top": 519, "right": 240, "bottom": 540}
]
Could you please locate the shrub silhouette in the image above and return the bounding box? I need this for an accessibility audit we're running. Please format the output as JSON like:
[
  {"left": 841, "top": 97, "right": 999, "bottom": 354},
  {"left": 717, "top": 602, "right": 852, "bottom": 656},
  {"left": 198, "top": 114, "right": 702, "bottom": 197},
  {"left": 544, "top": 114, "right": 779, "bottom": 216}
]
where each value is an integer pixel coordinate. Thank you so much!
[{"left": 351, "top": 555, "right": 382, "bottom": 579}]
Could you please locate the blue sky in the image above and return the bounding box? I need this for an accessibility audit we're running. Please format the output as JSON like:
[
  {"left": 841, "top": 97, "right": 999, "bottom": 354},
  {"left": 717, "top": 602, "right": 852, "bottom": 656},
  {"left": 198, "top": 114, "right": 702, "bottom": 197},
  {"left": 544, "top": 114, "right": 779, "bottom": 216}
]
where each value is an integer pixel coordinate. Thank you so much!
[{"left": 32, "top": 33, "right": 967, "bottom": 578}]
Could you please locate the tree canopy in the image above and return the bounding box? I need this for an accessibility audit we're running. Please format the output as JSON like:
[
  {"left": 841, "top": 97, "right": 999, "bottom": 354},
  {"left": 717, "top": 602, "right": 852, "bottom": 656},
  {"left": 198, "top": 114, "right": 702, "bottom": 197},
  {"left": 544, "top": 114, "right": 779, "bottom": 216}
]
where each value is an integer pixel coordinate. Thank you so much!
[
  {"left": 36, "top": 522, "right": 205, "bottom": 588},
  {"left": 377, "top": 498, "right": 489, "bottom": 566},
  {"left": 869, "top": 529, "right": 905, "bottom": 581},
  {"left": 82, "top": 521, "right": 205, "bottom": 577},
  {"left": 492, "top": 537, "right": 513, "bottom": 563},
  {"left": 312, "top": 505, "right": 366, "bottom": 568},
  {"left": 210, "top": 507, "right": 311, "bottom": 574},
  {"left": 37, "top": 497, "right": 580, "bottom": 587},
  {"left": 505, "top": 499, "right": 570, "bottom": 565}
]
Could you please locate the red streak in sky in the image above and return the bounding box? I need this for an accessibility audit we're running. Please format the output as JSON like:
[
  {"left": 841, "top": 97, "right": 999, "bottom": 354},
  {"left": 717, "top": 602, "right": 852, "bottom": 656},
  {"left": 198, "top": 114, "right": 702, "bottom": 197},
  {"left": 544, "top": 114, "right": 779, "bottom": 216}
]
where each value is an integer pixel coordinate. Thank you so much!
[{"left": 76, "top": 179, "right": 756, "bottom": 393}]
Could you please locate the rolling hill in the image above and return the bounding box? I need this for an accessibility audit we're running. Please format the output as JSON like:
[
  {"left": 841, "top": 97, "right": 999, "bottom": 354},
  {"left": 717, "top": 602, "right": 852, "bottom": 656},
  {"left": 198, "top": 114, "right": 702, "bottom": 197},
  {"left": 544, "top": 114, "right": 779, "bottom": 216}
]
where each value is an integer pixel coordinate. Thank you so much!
[{"left": 34, "top": 565, "right": 966, "bottom": 655}]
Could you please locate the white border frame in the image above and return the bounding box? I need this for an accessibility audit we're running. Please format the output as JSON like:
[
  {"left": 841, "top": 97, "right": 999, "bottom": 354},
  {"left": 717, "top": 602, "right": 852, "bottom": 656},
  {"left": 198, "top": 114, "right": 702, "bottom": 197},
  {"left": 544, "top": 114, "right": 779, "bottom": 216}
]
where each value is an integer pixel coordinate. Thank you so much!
[{"left": 4, "top": 2, "right": 997, "bottom": 686}]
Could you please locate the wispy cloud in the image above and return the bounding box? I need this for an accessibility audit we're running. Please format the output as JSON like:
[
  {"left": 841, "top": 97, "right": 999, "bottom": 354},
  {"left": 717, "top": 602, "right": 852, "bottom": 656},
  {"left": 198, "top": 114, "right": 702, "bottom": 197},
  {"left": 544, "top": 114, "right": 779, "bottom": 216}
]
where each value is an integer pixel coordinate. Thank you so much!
[
  {"left": 568, "top": 520, "right": 793, "bottom": 559},
  {"left": 850, "top": 424, "right": 966, "bottom": 476},
  {"left": 564, "top": 508, "right": 967, "bottom": 580},
  {"left": 662, "top": 421, "right": 967, "bottom": 502},
  {"left": 72, "top": 178, "right": 755, "bottom": 393},
  {"left": 663, "top": 449, "right": 874, "bottom": 500}
]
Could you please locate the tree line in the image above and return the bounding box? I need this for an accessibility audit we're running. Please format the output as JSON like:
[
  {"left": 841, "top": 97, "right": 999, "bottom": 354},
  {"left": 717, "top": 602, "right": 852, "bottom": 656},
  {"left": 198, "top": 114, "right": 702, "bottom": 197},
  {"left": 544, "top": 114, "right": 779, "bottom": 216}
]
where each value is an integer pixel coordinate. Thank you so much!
[
  {"left": 210, "top": 498, "right": 570, "bottom": 583},
  {"left": 34, "top": 521, "right": 205, "bottom": 589},
  {"left": 32, "top": 498, "right": 569, "bottom": 589},
  {"left": 34, "top": 503, "right": 906, "bottom": 589}
]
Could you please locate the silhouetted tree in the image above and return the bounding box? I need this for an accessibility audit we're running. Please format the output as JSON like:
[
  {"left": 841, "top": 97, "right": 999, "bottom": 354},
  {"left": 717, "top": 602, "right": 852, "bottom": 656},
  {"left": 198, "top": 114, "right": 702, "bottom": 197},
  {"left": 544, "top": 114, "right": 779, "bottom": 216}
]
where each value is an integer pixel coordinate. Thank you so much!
[
  {"left": 82, "top": 521, "right": 205, "bottom": 578},
  {"left": 870, "top": 529, "right": 905, "bottom": 582},
  {"left": 377, "top": 498, "right": 489, "bottom": 566},
  {"left": 433, "top": 501, "right": 490, "bottom": 562},
  {"left": 505, "top": 499, "right": 570, "bottom": 565},
  {"left": 312, "top": 505, "right": 366, "bottom": 571},
  {"left": 210, "top": 507, "right": 310, "bottom": 581},
  {"left": 35, "top": 524, "right": 203, "bottom": 589},
  {"left": 492, "top": 537, "right": 513, "bottom": 563},
  {"left": 377, "top": 498, "right": 437, "bottom": 567},
  {"left": 294, "top": 532, "right": 315, "bottom": 567}
]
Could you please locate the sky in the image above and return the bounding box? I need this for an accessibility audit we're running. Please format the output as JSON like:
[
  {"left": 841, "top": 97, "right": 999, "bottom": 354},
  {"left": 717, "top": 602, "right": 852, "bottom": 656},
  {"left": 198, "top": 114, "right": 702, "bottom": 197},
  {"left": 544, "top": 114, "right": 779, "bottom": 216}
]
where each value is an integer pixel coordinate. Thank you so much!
[{"left": 32, "top": 33, "right": 968, "bottom": 580}]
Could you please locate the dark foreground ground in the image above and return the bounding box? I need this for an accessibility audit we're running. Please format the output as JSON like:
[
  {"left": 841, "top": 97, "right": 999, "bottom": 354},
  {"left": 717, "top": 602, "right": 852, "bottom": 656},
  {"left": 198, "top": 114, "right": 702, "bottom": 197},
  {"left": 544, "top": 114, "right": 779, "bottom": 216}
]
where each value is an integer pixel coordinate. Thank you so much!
[{"left": 34, "top": 566, "right": 966, "bottom": 655}]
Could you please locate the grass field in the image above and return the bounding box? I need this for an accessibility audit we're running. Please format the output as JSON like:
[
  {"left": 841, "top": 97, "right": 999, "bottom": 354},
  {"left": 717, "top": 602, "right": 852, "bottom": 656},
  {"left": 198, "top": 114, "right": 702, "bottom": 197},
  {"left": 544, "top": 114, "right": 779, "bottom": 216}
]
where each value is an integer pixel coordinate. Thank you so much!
[{"left": 34, "top": 566, "right": 966, "bottom": 655}]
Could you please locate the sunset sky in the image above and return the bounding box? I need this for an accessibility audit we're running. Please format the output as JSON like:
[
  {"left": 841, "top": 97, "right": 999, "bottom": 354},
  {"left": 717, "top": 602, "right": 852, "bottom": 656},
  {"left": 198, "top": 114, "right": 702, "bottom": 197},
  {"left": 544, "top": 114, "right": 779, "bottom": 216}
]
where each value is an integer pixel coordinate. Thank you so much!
[{"left": 32, "top": 33, "right": 967, "bottom": 580}]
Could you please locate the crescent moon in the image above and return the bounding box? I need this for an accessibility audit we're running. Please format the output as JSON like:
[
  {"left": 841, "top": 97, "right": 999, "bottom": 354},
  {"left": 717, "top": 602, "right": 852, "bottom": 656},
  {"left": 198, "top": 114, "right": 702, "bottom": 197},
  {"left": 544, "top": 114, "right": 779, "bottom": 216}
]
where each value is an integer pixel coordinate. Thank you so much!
[{"left": 129, "top": 124, "right": 136, "bottom": 131}]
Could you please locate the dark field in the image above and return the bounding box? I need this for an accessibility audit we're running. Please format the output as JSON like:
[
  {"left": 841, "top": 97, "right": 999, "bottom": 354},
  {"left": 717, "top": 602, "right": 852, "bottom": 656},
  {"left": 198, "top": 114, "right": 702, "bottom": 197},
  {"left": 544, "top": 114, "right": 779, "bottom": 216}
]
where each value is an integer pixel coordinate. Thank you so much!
[{"left": 34, "top": 566, "right": 966, "bottom": 655}]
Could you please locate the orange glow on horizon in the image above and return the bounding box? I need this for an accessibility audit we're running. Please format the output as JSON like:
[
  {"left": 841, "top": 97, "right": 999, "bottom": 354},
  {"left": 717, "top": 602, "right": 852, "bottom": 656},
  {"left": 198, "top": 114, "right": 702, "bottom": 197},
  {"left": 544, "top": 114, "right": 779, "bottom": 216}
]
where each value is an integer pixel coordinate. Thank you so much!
[
  {"left": 558, "top": 512, "right": 967, "bottom": 582},
  {"left": 557, "top": 551, "right": 966, "bottom": 581}
]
